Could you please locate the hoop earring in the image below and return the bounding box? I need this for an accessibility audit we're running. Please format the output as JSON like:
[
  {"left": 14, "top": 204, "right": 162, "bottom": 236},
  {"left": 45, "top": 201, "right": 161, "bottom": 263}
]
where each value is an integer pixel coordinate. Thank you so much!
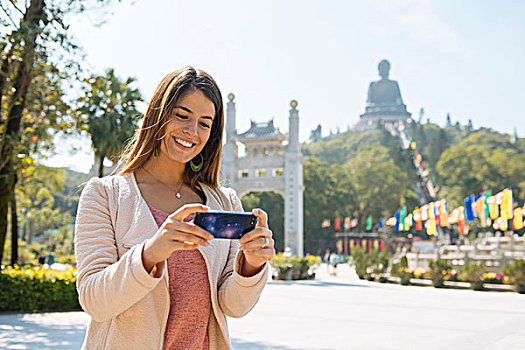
[{"left": 190, "top": 153, "right": 203, "bottom": 172}]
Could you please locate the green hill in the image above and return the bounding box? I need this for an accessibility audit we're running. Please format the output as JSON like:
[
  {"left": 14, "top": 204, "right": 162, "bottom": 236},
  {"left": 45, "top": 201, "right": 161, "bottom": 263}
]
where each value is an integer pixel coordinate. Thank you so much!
[{"left": 243, "top": 122, "right": 524, "bottom": 255}]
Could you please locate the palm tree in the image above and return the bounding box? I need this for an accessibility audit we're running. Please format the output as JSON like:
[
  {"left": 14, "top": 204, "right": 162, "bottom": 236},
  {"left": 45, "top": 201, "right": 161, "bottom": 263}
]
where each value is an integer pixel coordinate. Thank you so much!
[{"left": 78, "top": 69, "right": 143, "bottom": 177}]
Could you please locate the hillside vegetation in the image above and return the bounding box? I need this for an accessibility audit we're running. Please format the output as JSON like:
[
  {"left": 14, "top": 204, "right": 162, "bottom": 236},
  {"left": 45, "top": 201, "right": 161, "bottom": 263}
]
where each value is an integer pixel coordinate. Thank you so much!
[{"left": 242, "top": 121, "right": 524, "bottom": 255}]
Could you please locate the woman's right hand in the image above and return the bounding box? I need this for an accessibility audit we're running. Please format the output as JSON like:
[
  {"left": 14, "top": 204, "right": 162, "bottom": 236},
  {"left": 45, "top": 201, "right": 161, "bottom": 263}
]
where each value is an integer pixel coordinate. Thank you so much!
[{"left": 142, "top": 204, "right": 213, "bottom": 274}]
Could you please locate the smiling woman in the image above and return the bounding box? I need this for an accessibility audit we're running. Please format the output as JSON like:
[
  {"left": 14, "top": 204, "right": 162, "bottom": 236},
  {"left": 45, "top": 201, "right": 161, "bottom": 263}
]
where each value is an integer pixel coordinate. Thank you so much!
[
  {"left": 119, "top": 67, "right": 225, "bottom": 202},
  {"left": 74, "top": 66, "right": 275, "bottom": 350}
]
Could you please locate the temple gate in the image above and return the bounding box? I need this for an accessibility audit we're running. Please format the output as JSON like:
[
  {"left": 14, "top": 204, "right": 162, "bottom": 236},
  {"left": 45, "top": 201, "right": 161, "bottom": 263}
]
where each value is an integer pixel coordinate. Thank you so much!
[{"left": 221, "top": 94, "right": 305, "bottom": 257}]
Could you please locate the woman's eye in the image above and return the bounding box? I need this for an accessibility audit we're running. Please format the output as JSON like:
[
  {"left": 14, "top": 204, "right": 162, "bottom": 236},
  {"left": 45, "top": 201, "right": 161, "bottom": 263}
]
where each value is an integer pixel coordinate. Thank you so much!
[
  {"left": 176, "top": 114, "right": 188, "bottom": 119},
  {"left": 200, "top": 122, "right": 211, "bottom": 128}
]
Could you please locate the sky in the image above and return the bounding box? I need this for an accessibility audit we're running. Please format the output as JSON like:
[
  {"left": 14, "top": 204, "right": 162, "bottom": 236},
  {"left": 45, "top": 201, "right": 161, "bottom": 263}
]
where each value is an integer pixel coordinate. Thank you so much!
[{"left": 42, "top": 0, "right": 525, "bottom": 173}]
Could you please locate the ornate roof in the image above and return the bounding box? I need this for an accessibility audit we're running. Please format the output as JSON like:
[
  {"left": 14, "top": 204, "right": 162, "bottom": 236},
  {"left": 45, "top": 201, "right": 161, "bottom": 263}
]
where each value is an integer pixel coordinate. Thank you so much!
[{"left": 236, "top": 119, "right": 286, "bottom": 142}]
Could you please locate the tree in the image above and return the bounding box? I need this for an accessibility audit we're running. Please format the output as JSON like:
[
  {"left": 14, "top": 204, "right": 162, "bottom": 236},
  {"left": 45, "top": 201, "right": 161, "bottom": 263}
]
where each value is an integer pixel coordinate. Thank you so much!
[
  {"left": 77, "top": 69, "right": 142, "bottom": 177},
  {"left": 436, "top": 130, "right": 525, "bottom": 208},
  {"left": 345, "top": 144, "right": 412, "bottom": 228},
  {"left": 0, "top": 0, "right": 52, "bottom": 265},
  {"left": 10, "top": 175, "right": 18, "bottom": 265},
  {"left": 241, "top": 191, "right": 284, "bottom": 252},
  {"left": 0, "top": 0, "right": 121, "bottom": 263},
  {"left": 302, "top": 157, "right": 357, "bottom": 255},
  {"left": 428, "top": 128, "right": 448, "bottom": 170},
  {"left": 15, "top": 165, "right": 71, "bottom": 245}
]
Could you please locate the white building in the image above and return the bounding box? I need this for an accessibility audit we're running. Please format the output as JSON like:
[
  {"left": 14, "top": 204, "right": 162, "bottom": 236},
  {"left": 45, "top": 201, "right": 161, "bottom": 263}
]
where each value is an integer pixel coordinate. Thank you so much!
[{"left": 221, "top": 94, "right": 305, "bottom": 257}]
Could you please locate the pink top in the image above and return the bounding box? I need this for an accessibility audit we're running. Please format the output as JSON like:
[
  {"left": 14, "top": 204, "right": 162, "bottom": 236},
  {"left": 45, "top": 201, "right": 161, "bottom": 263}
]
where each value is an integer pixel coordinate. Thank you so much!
[{"left": 147, "top": 204, "right": 211, "bottom": 350}]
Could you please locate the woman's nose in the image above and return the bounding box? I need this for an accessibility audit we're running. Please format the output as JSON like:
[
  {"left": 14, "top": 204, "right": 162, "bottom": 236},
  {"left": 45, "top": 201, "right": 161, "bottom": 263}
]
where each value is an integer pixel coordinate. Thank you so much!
[{"left": 184, "top": 120, "right": 198, "bottom": 136}]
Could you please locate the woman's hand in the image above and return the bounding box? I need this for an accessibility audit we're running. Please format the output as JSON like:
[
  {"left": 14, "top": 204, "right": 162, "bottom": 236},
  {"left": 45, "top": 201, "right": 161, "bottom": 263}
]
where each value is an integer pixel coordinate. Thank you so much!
[
  {"left": 142, "top": 204, "right": 213, "bottom": 274},
  {"left": 238, "top": 208, "right": 275, "bottom": 277}
]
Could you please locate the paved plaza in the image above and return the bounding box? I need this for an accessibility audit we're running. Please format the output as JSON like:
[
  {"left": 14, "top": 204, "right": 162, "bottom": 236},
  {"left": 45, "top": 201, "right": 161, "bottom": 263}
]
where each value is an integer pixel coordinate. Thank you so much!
[{"left": 1, "top": 264, "right": 525, "bottom": 349}]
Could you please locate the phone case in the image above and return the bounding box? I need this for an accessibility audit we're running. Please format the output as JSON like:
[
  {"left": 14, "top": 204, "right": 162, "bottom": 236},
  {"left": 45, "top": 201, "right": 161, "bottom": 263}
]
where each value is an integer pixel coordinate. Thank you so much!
[{"left": 194, "top": 211, "right": 257, "bottom": 239}]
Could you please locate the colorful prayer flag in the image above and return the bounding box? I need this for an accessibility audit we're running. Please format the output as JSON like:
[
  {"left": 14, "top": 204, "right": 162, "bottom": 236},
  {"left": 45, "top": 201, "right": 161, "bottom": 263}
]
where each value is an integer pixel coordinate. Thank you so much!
[
  {"left": 366, "top": 216, "right": 372, "bottom": 230},
  {"left": 513, "top": 208, "right": 524, "bottom": 230},
  {"left": 465, "top": 195, "right": 475, "bottom": 221},
  {"left": 458, "top": 206, "right": 468, "bottom": 235},
  {"left": 400, "top": 207, "right": 407, "bottom": 231},
  {"left": 501, "top": 189, "right": 514, "bottom": 220},
  {"left": 428, "top": 202, "right": 435, "bottom": 219},
  {"left": 482, "top": 191, "right": 492, "bottom": 227},
  {"left": 413, "top": 208, "right": 421, "bottom": 222},
  {"left": 344, "top": 217, "right": 351, "bottom": 230},
  {"left": 487, "top": 196, "right": 499, "bottom": 220},
  {"left": 421, "top": 204, "right": 429, "bottom": 221},
  {"left": 405, "top": 214, "right": 413, "bottom": 230},
  {"left": 493, "top": 217, "right": 507, "bottom": 231},
  {"left": 439, "top": 200, "right": 449, "bottom": 227},
  {"left": 473, "top": 194, "right": 481, "bottom": 217},
  {"left": 426, "top": 219, "right": 436, "bottom": 236},
  {"left": 336, "top": 239, "right": 343, "bottom": 254},
  {"left": 449, "top": 208, "right": 459, "bottom": 224}
]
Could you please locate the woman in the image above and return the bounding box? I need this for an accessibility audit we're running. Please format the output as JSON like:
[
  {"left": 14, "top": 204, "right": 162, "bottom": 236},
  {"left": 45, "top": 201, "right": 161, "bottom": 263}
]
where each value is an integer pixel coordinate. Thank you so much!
[{"left": 75, "top": 66, "right": 275, "bottom": 350}]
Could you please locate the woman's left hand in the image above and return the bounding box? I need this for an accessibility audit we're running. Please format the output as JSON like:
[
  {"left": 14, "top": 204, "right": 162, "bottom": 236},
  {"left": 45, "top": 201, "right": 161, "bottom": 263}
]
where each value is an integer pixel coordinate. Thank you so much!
[{"left": 238, "top": 208, "right": 275, "bottom": 276}]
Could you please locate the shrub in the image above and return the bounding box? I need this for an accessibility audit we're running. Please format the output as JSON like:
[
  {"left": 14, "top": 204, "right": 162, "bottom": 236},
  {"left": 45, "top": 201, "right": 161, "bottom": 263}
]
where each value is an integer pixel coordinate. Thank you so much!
[
  {"left": 391, "top": 256, "right": 412, "bottom": 285},
  {"left": 391, "top": 255, "right": 408, "bottom": 277},
  {"left": 0, "top": 266, "right": 80, "bottom": 312},
  {"left": 445, "top": 269, "right": 458, "bottom": 282},
  {"left": 428, "top": 259, "right": 451, "bottom": 288},
  {"left": 373, "top": 250, "right": 390, "bottom": 282},
  {"left": 56, "top": 254, "right": 76, "bottom": 266},
  {"left": 270, "top": 253, "right": 321, "bottom": 280},
  {"left": 459, "top": 261, "right": 485, "bottom": 290},
  {"left": 351, "top": 247, "right": 368, "bottom": 279},
  {"left": 374, "top": 249, "right": 390, "bottom": 276},
  {"left": 400, "top": 268, "right": 414, "bottom": 284},
  {"left": 480, "top": 272, "right": 505, "bottom": 284},
  {"left": 502, "top": 259, "right": 525, "bottom": 293},
  {"left": 413, "top": 268, "right": 426, "bottom": 279}
]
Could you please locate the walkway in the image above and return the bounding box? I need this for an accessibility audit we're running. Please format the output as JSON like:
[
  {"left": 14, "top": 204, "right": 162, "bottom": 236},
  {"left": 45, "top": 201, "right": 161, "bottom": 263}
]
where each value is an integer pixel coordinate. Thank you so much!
[{"left": 1, "top": 264, "right": 524, "bottom": 349}]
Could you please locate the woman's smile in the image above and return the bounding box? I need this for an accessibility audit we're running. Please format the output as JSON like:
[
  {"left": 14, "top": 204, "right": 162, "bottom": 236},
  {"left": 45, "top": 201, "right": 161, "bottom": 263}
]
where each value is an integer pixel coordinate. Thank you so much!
[{"left": 173, "top": 136, "right": 195, "bottom": 150}]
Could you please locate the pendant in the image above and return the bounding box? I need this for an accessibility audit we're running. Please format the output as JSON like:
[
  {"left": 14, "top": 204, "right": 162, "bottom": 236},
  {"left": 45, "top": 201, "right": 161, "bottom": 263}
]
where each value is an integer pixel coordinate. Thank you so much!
[{"left": 176, "top": 192, "right": 181, "bottom": 199}]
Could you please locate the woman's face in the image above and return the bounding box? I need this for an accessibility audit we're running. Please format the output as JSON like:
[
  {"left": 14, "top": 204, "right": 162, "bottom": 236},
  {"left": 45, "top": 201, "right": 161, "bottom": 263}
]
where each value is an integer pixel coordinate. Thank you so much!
[{"left": 159, "top": 89, "right": 215, "bottom": 165}]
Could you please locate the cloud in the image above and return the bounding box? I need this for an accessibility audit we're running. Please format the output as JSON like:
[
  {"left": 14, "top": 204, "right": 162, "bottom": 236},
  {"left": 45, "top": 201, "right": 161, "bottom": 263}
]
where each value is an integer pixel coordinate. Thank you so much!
[{"left": 372, "top": 0, "right": 461, "bottom": 54}]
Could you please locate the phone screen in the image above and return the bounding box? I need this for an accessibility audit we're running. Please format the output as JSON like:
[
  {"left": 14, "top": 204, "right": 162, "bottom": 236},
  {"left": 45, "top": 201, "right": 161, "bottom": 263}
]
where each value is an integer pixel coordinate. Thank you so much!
[{"left": 194, "top": 211, "right": 257, "bottom": 239}]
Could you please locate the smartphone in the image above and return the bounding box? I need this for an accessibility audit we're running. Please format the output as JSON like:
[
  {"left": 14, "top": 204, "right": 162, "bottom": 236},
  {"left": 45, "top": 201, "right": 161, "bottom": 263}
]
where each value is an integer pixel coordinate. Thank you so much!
[{"left": 194, "top": 211, "right": 258, "bottom": 239}]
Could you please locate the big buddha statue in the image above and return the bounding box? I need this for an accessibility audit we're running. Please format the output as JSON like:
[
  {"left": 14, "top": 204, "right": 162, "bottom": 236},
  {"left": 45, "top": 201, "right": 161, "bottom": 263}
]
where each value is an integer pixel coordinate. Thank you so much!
[{"left": 359, "top": 59, "right": 411, "bottom": 126}]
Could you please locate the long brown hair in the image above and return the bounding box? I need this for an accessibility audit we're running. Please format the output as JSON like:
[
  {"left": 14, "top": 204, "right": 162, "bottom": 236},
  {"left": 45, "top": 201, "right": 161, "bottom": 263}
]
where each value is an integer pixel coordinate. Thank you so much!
[{"left": 118, "top": 66, "right": 224, "bottom": 194}]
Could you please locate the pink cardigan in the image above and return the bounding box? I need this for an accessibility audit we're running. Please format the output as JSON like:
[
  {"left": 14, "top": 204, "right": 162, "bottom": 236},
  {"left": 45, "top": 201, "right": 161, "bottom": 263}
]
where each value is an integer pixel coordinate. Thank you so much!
[{"left": 74, "top": 173, "right": 269, "bottom": 349}]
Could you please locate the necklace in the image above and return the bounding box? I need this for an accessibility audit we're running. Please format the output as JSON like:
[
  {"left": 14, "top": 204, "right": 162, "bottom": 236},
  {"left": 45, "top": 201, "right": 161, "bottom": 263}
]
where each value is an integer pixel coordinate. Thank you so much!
[{"left": 142, "top": 167, "right": 184, "bottom": 199}]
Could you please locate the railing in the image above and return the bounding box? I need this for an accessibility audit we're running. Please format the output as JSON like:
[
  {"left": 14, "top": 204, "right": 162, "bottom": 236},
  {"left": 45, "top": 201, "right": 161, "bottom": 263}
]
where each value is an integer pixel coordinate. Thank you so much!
[{"left": 401, "top": 233, "right": 525, "bottom": 272}]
